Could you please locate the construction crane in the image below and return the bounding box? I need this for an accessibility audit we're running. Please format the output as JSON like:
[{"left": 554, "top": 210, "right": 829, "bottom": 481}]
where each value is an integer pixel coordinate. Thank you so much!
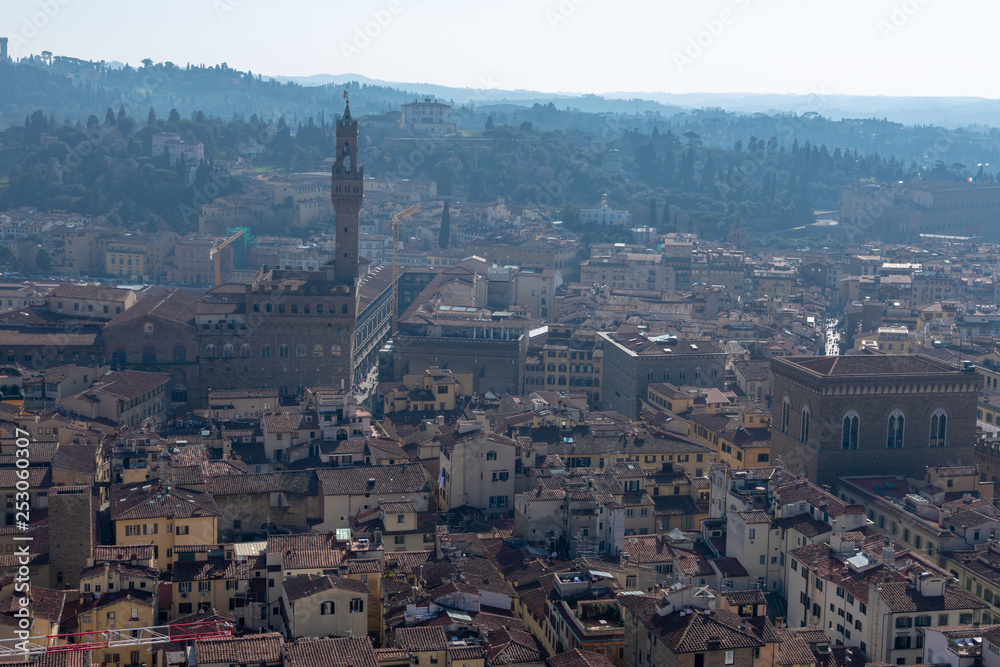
[
  {"left": 0, "top": 619, "right": 233, "bottom": 659},
  {"left": 209, "top": 227, "right": 247, "bottom": 287},
  {"left": 390, "top": 204, "right": 421, "bottom": 334}
]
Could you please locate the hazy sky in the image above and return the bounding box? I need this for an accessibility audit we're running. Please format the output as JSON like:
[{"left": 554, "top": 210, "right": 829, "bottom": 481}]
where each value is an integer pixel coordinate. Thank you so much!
[{"left": 4, "top": 0, "right": 997, "bottom": 98}]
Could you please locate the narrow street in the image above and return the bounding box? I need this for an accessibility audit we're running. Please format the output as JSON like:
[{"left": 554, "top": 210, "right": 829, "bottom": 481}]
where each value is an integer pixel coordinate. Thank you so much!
[{"left": 825, "top": 318, "right": 841, "bottom": 356}]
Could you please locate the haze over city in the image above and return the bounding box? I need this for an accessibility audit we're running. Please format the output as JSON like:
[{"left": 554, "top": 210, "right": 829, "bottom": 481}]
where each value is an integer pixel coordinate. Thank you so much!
[
  {"left": 4, "top": 0, "right": 999, "bottom": 98},
  {"left": 5, "top": 2, "right": 1000, "bottom": 666}
]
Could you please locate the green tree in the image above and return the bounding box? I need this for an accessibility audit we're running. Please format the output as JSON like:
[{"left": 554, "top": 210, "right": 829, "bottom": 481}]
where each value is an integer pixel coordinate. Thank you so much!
[
  {"left": 485, "top": 115, "right": 494, "bottom": 131},
  {"left": 438, "top": 200, "right": 450, "bottom": 249},
  {"left": 147, "top": 107, "right": 156, "bottom": 124},
  {"left": 560, "top": 203, "right": 581, "bottom": 226},
  {"left": 34, "top": 247, "right": 52, "bottom": 273},
  {"left": 168, "top": 108, "right": 180, "bottom": 122}
]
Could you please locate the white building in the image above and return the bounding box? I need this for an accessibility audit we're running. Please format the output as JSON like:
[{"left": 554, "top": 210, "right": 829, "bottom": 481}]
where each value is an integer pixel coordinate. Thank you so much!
[{"left": 582, "top": 194, "right": 628, "bottom": 226}]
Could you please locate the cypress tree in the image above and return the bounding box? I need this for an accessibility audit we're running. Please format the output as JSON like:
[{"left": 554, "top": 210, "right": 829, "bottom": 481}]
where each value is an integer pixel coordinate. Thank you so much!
[{"left": 438, "top": 200, "right": 451, "bottom": 249}]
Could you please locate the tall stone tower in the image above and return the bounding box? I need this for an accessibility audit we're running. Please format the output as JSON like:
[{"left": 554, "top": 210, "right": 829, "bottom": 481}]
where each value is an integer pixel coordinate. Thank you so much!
[
  {"left": 48, "top": 485, "right": 94, "bottom": 589},
  {"left": 332, "top": 99, "right": 364, "bottom": 286}
]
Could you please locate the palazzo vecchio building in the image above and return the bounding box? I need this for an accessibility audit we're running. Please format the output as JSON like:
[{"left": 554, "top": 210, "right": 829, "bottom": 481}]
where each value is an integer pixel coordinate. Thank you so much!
[{"left": 103, "top": 101, "right": 394, "bottom": 406}]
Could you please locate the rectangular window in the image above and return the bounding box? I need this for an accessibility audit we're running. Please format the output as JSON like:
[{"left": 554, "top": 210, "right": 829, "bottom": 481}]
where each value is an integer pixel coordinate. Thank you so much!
[
  {"left": 725, "top": 651, "right": 735, "bottom": 665},
  {"left": 350, "top": 598, "right": 364, "bottom": 613}
]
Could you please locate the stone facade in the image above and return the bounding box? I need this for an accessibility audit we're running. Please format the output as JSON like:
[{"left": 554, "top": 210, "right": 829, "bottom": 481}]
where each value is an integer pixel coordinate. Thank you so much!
[
  {"left": 195, "top": 271, "right": 358, "bottom": 401},
  {"left": 393, "top": 332, "right": 525, "bottom": 396},
  {"left": 770, "top": 355, "right": 981, "bottom": 484},
  {"left": 599, "top": 332, "right": 727, "bottom": 418},
  {"left": 332, "top": 103, "right": 363, "bottom": 286},
  {"left": 48, "top": 485, "right": 93, "bottom": 589},
  {"left": 103, "top": 289, "right": 202, "bottom": 417}
]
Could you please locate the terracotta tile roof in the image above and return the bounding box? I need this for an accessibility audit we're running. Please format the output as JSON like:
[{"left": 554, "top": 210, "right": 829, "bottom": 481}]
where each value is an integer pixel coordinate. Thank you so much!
[
  {"left": 771, "top": 479, "right": 863, "bottom": 517},
  {"left": 623, "top": 535, "right": 676, "bottom": 564},
  {"left": 194, "top": 632, "right": 283, "bottom": 664},
  {"left": 548, "top": 648, "right": 617, "bottom": 667},
  {"left": 79, "top": 562, "right": 157, "bottom": 581},
  {"left": 83, "top": 369, "right": 170, "bottom": 401},
  {"left": 94, "top": 544, "right": 155, "bottom": 563},
  {"left": 171, "top": 556, "right": 253, "bottom": 583},
  {"left": 110, "top": 480, "right": 220, "bottom": 521},
  {"left": 20, "top": 586, "right": 64, "bottom": 623},
  {"left": 262, "top": 410, "right": 319, "bottom": 433},
  {"left": 316, "top": 463, "right": 430, "bottom": 496},
  {"left": 876, "top": 581, "right": 987, "bottom": 613},
  {"left": 287, "top": 636, "right": 379, "bottom": 667},
  {"left": 50, "top": 444, "right": 96, "bottom": 474},
  {"left": 0, "top": 653, "right": 90, "bottom": 667},
  {"left": 267, "top": 532, "right": 347, "bottom": 570},
  {"left": 778, "top": 354, "right": 959, "bottom": 377},
  {"left": 775, "top": 627, "right": 827, "bottom": 665},
  {"left": 386, "top": 550, "right": 433, "bottom": 573},
  {"left": 485, "top": 627, "right": 544, "bottom": 664},
  {"left": 348, "top": 558, "right": 382, "bottom": 574},
  {"left": 618, "top": 593, "right": 764, "bottom": 653},
  {"left": 75, "top": 589, "right": 154, "bottom": 613},
  {"left": 652, "top": 495, "right": 702, "bottom": 517},
  {"left": 367, "top": 437, "right": 408, "bottom": 460},
  {"left": 711, "top": 558, "right": 748, "bottom": 578},
  {"left": 0, "top": 467, "right": 51, "bottom": 489},
  {"left": 736, "top": 511, "right": 771, "bottom": 525},
  {"left": 395, "top": 626, "right": 448, "bottom": 652},
  {"left": 284, "top": 573, "right": 370, "bottom": 601},
  {"left": 105, "top": 288, "right": 200, "bottom": 327},
  {"left": 381, "top": 500, "right": 417, "bottom": 514},
  {"left": 772, "top": 513, "right": 833, "bottom": 538},
  {"left": 449, "top": 645, "right": 486, "bottom": 661},
  {"left": 375, "top": 647, "right": 411, "bottom": 662},
  {"left": 721, "top": 589, "right": 767, "bottom": 607},
  {"left": 231, "top": 442, "right": 268, "bottom": 464},
  {"left": 732, "top": 360, "right": 771, "bottom": 382},
  {"left": 457, "top": 556, "right": 516, "bottom": 599},
  {"left": 208, "top": 388, "right": 279, "bottom": 400},
  {"left": 207, "top": 470, "right": 317, "bottom": 496},
  {"left": 161, "top": 465, "right": 205, "bottom": 487},
  {"left": 50, "top": 284, "right": 132, "bottom": 301}
]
